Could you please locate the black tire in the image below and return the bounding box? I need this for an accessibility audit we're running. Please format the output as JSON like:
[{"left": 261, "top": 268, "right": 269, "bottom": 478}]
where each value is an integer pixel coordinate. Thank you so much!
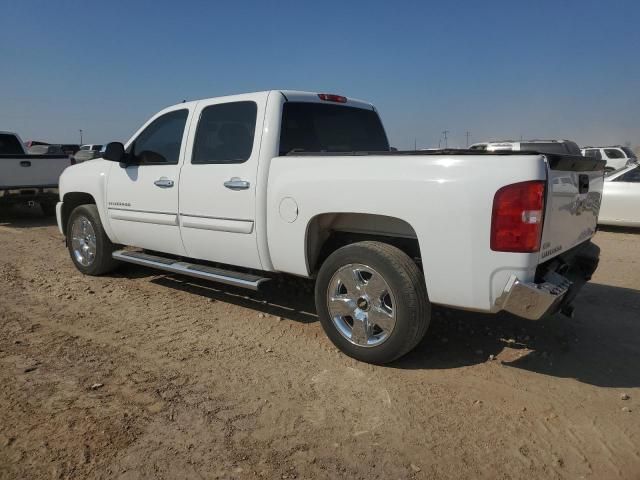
[
  {"left": 66, "top": 204, "right": 119, "bottom": 276},
  {"left": 315, "top": 241, "right": 430, "bottom": 364},
  {"left": 40, "top": 201, "right": 56, "bottom": 217}
]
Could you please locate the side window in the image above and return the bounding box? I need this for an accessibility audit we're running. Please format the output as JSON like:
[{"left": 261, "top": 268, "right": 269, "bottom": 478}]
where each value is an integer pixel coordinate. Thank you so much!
[
  {"left": 604, "top": 148, "right": 625, "bottom": 159},
  {"left": 129, "top": 109, "right": 188, "bottom": 165},
  {"left": 614, "top": 167, "right": 640, "bottom": 183},
  {"left": 192, "top": 101, "right": 257, "bottom": 164},
  {"left": 584, "top": 149, "right": 602, "bottom": 160}
]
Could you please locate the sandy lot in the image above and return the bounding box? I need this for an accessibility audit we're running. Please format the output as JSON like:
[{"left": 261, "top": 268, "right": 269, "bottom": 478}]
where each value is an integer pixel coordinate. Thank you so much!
[{"left": 0, "top": 206, "right": 639, "bottom": 480}]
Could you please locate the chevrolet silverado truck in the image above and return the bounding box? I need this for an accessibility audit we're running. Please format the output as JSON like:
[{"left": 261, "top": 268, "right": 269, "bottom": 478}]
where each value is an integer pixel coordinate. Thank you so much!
[
  {"left": 0, "top": 131, "right": 73, "bottom": 215},
  {"left": 55, "top": 90, "right": 604, "bottom": 364}
]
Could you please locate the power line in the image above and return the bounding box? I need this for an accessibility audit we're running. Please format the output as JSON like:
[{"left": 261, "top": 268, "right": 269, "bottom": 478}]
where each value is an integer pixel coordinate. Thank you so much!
[{"left": 442, "top": 130, "right": 449, "bottom": 148}]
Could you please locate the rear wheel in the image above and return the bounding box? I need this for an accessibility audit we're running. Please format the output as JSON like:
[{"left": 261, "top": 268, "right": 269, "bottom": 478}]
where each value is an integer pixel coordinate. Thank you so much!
[
  {"left": 315, "top": 241, "right": 430, "bottom": 364},
  {"left": 66, "top": 204, "right": 119, "bottom": 275}
]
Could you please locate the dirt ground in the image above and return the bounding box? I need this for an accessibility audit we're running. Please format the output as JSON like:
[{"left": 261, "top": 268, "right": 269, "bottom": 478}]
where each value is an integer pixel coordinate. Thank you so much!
[{"left": 0, "top": 206, "right": 639, "bottom": 480}]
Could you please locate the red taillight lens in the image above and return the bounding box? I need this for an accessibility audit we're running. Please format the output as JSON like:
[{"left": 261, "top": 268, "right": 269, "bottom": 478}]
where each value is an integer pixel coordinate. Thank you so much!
[
  {"left": 491, "top": 180, "right": 545, "bottom": 253},
  {"left": 318, "top": 93, "right": 347, "bottom": 103}
]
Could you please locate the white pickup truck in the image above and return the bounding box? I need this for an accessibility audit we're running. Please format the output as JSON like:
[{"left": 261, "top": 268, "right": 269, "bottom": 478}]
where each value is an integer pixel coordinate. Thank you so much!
[
  {"left": 56, "top": 90, "right": 604, "bottom": 363},
  {"left": 0, "top": 131, "right": 73, "bottom": 215}
]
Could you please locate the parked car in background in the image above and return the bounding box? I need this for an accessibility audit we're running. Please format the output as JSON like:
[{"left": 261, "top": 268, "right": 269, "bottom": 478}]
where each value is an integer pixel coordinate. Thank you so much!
[
  {"left": 598, "top": 165, "right": 640, "bottom": 227},
  {"left": 581, "top": 146, "right": 637, "bottom": 172},
  {"left": 73, "top": 144, "right": 104, "bottom": 163},
  {"left": 0, "top": 132, "right": 73, "bottom": 215},
  {"left": 469, "top": 139, "right": 582, "bottom": 155},
  {"left": 27, "top": 144, "right": 66, "bottom": 155},
  {"left": 56, "top": 90, "right": 603, "bottom": 364}
]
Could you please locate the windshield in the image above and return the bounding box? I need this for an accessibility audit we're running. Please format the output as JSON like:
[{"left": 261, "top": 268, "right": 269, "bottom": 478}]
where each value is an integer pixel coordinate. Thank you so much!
[
  {"left": 279, "top": 102, "right": 389, "bottom": 155},
  {"left": 622, "top": 147, "right": 637, "bottom": 159},
  {"left": 0, "top": 134, "right": 25, "bottom": 155}
]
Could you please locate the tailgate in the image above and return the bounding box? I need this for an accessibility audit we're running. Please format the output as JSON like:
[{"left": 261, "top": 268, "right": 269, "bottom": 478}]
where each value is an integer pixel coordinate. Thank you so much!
[
  {"left": 539, "top": 155, "right": 605, "bottom": 261},
  {"left": 0, "top": 155, "right": 70, "bottom": 188}
]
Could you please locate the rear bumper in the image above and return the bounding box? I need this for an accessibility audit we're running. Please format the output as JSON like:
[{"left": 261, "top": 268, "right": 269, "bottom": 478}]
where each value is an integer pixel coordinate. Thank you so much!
[
  {"left": 496, "top": 241, "right": 600, "bottom": 320},
  {"left": 0, "top": 186, "right": 59, "bottom": 205}
]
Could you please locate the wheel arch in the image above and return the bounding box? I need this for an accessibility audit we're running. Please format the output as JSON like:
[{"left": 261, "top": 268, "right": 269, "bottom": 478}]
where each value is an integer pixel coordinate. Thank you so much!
[
  {"left": 61, "top": 192, "right": 96, "bottom": 235},
  {"left": 305, "top": 212, "right": 422, "bottom": 275}
]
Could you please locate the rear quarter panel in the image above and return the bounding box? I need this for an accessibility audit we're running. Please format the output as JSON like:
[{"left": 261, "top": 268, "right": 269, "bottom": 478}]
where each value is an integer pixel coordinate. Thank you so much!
[{"left": 266, "top": 153, "right": 547, "bottom": 311}]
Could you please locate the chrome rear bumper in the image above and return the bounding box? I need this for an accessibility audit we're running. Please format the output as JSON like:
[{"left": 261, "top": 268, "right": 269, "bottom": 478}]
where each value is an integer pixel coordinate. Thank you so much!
[
  {"left": 497, "top": 241, "right": 600, "bottom": 320},
  {"left": 497, "top": 272, "right": 572, "bottom": 320}
]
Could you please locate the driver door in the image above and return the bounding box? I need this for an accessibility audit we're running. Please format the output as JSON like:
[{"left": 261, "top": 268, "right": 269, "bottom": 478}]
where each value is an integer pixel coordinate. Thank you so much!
[{"left": 106, "top": 106, "right": 193, "bottom": 255}]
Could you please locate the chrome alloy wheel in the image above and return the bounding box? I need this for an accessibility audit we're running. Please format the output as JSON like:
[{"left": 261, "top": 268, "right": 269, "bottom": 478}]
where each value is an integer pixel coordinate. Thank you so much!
[
  {"left": 327, "top": 263, "right": 396, "bottom": 347},
  {"left": 70, "top": 215, "right": 97, "bottom": 266}
]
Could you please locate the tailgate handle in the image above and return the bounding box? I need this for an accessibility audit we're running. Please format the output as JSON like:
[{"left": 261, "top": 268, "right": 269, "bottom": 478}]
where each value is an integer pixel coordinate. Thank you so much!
[
  {"left": 20, "top": 161, "right": 31, "bottom": 167},
  {"left": 578, "top": 174, "right": 589, "bottom": 194}
]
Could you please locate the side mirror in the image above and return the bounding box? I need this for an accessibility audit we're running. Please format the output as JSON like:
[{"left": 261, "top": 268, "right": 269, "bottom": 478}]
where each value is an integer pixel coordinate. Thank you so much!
[{"left": 103, "top": 142, "right": 125, "bottom": 163}]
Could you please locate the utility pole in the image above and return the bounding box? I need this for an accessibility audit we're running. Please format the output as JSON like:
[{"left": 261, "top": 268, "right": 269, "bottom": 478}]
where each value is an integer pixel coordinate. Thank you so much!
[
  {"left": 79, "top": 129, "right": 83, "bottom": 144},
  {"left": 465, "top": 131, "right": 471, "bottom": 148},
  {"left": 442, "top": 130, "right": 449, "bottom": 149},
  {"left": 414, "top": 138, "right": 417, "bottom": 151}
]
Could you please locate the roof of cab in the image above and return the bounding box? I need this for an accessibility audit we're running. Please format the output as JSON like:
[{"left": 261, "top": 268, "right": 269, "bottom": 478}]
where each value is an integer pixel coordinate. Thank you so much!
[{"left": 161, "top": 90, "right": 375, "bottom": 112}]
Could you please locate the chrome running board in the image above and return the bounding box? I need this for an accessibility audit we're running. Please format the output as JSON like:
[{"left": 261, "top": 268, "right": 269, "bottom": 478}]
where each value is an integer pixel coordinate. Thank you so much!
[{"left": 112, "top": 250, "right": 269, "bottom": 290}]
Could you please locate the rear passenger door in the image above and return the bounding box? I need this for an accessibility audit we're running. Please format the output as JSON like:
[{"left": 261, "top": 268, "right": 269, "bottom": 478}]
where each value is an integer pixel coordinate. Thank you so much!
[{"left": 178, "top": 93, "right": 267, "bottom": 269}]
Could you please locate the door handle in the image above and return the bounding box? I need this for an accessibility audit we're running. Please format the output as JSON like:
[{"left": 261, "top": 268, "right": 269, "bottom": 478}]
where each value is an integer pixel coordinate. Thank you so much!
[
  {"left": 154, "top": 177, "right": 174, "bottom": 188},
  {"left": 224, "top": 177, "right": 250, "bottom": 190},
  {"left": 20, "top": 161, "right": 31, "bottom": 167}
]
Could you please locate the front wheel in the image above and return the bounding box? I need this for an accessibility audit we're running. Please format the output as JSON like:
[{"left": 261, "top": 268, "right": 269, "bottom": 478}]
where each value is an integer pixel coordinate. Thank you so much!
[
  {"left": 66, "top": 204, "right": 119, "bottom": 275},
  {"left": 315, "top": 241, "right": 430, "bottom": 364}
]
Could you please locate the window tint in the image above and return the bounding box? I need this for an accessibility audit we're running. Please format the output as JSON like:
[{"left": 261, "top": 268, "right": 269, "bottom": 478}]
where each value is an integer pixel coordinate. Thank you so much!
[
  {"left": 614, "top": 167, "right": 640, "bottom": 183},
  {"left": 192, "top": 102, "right": 257, "bottom": 164},
  {"left": 584, "top": 149, "right": 602, "bottom": 160},
  {"left": 604, "top": 148, "right": 625, "bottom": 159},
  {"left": 0, "top": 134, "right": 25, "bottom": 155},
  {"left": 279, "top": 102, "right": 389, "bottom": 156},
  {"left": 129, "top": 109, "right": 188, "bottom": 165}
]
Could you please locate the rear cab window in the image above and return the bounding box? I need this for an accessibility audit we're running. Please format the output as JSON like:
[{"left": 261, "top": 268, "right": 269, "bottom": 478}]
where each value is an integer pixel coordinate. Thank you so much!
[
  {"left": 279, "top": 102, "right": 389, "bottom": 156},
  {"left": 0, "top": 134, "right": 25, "bottom": 155}
]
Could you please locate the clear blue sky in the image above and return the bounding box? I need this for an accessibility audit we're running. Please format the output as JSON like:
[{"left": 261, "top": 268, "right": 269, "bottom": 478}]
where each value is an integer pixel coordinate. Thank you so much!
[{"left": 1, "top": 0, "right": 639, "bottom": 148}]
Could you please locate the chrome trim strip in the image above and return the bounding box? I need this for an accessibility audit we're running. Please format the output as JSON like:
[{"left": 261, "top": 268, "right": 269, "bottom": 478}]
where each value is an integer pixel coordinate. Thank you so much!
[
  {"left": 112, "top": 250, "right": 267, "bottom": 290},
  {"left": 180, "top": 214, "right": 254, "bottom": 234},
  {"left": 108, "top": 209, "right": 178, "bottom": 226}
]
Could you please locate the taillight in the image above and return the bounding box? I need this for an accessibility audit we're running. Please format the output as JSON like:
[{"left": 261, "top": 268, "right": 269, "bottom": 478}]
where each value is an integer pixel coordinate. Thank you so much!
[
  {"left": 318, "top": 93, "right": 347, "bottom": 103},
  {"left": 491, "top": 180, "right": 545, "bottom": 253}
]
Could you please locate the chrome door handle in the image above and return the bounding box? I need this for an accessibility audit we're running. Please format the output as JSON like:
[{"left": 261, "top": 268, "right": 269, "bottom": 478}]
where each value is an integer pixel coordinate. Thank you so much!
[
  {"left": 154, "top": 177, "right": 174, "bottom": 188},
  {"left": 224, "top": 177, "right": 250, "bottom": 190}
]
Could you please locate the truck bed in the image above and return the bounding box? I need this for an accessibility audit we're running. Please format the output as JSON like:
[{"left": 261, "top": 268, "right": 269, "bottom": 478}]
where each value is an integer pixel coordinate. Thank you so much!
[{"left": 0, "top": 154, "right": 71, "bottom": 189}]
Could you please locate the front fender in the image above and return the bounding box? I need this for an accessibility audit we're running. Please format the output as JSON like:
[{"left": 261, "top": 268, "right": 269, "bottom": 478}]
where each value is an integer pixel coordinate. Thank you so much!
[{"left": 59, "top": 160, "right": 117, "bottom": 242}]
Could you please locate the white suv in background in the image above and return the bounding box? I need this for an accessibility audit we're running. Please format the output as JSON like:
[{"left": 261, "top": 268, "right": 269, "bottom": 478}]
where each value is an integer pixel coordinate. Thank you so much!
[{"left": 581, "top": 146, "right": 637, "bottom": 172}]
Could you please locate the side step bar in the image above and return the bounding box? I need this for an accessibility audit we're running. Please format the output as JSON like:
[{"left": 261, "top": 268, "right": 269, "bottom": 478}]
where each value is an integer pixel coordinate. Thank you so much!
[{"left": 112, "top": 250, "right": 270, "bottom": 291}]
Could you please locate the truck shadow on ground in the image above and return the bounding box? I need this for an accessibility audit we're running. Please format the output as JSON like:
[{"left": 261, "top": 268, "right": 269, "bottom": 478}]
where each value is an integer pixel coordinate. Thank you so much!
[
  {"left": 399, "top": 282, "right": 640, "bottom": 388},
  {"left": 0, "top": 205, "right": 57, "bottom": 228},
  {"left": 144, "top": 269, "right": 639, "bottom": 389}
]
